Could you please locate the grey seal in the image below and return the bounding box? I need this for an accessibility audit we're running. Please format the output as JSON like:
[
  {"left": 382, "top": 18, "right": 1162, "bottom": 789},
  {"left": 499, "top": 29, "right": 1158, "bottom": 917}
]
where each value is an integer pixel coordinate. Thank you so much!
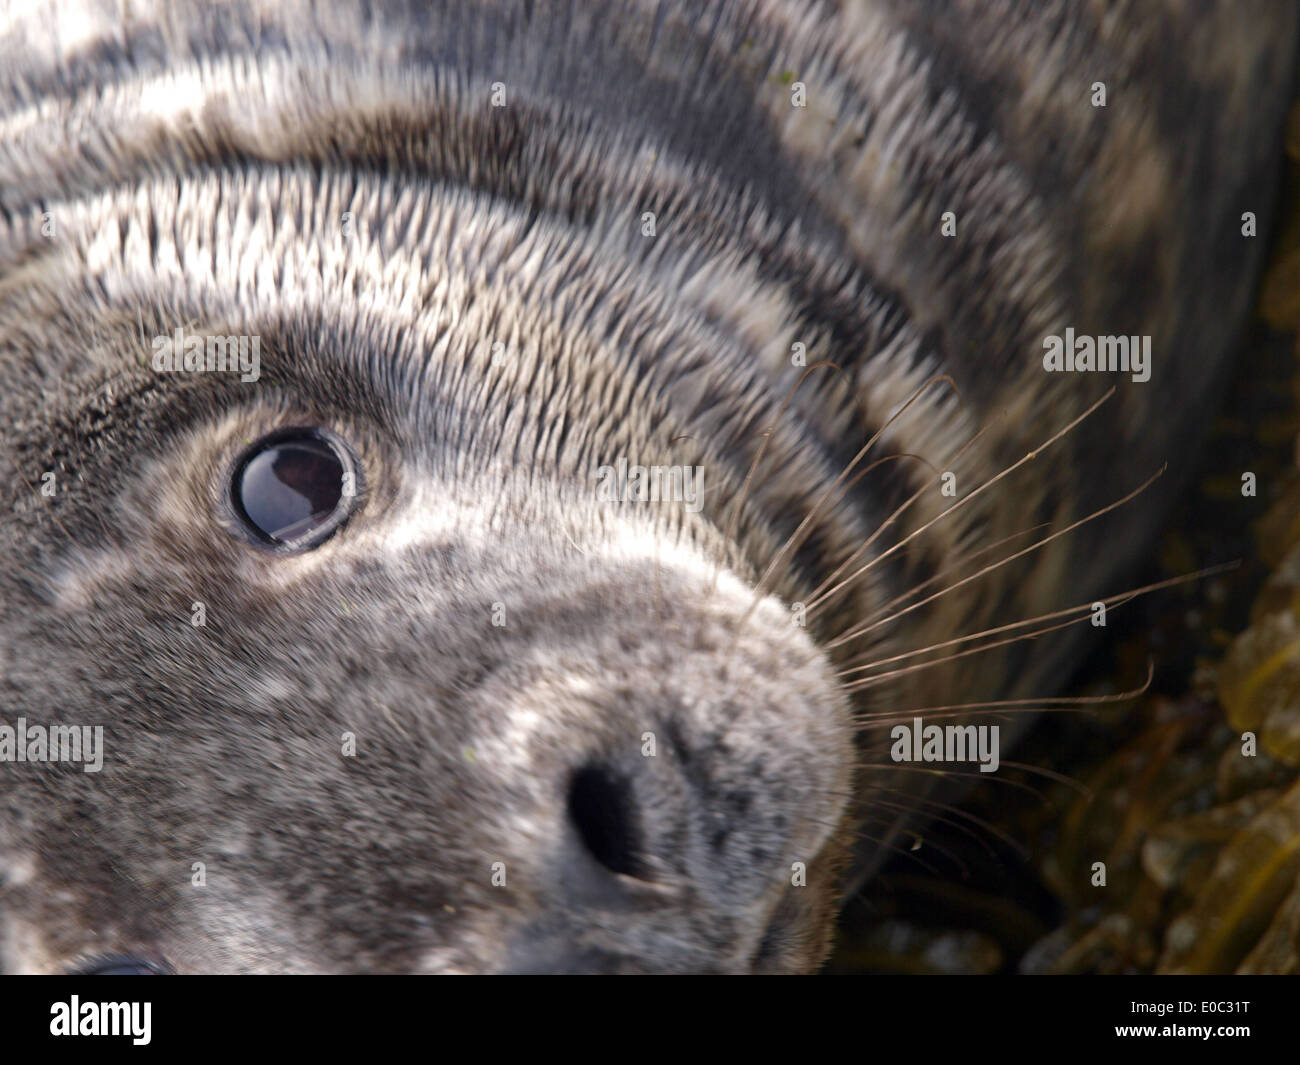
[{"left": 0, "top": 0, "right": 1295, "bottom": 972}]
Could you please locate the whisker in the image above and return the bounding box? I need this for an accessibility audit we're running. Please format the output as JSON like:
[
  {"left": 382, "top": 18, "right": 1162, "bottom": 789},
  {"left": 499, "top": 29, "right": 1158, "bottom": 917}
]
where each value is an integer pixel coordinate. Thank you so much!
[
  {"left": 709, "top": 361, "right": 854, "bottom": 624},
  {"left": 818, "top": 520, "right": 1051, "bottom": 622},
  {"left": 718, "top": 360, "right": 852, "bottom": 556},
  {"left": 848, "top": 820, "right": 946, "bottom": 876},
  {"left": 851, "top": 759, "right": 1051, "bottom": 801},
  {"left": 994, "top": 759, "right": 1093, "bottom": 797},
  {"left": 840, "top": 600, "right": 1123, "bottom": 681},
  {"left": 827, "top": 465, "right": 1166, "bottom": 646},
  {"left": 866, "top": 789, "right": 1020, "bottom": 860},
  {"left": 841, "top": 600, "right": 1134, "bottom": 692},
  {"left": 810, "top": 387, "right": 1118, "bottom": 624},
  {"left": 861, "top": 799, "right": 979, "bottom": 874},
  {"left": 858, "top": 707, "right": 1090, "bottom": 728},
  {"left": 857, "top": 663, "right": 1154, "bottom": 723},
  {"left": 804, "top": 421, "right": 995, "bottom": 612},
  {"left": 835, "top": 563, "right": 1234, "bottom": 679},
  {"left": 736, "top": 373, "right": 960, "bottom": 631},
  {"left": 852, "top": 659, "right": 1154, "bottom": 722}
]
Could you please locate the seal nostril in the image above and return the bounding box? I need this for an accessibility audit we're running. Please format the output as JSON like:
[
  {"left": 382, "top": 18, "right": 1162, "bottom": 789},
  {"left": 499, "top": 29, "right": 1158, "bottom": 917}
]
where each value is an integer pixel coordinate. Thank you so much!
[{"left": 567, "top": 765, "right": 644, "bottom": 879}]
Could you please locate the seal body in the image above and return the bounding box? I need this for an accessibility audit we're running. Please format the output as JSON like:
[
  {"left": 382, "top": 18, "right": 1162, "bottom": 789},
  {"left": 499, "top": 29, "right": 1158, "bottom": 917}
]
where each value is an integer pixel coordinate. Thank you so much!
[{"left": 0, "top": 1, "right": 1295, "bottom": 972}]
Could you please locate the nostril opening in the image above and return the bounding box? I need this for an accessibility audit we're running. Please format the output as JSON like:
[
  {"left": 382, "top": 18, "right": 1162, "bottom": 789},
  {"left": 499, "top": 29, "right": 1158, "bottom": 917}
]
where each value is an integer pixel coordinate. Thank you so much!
[{"left": 567, "top": 765, "right": 644, "bottom": 879}]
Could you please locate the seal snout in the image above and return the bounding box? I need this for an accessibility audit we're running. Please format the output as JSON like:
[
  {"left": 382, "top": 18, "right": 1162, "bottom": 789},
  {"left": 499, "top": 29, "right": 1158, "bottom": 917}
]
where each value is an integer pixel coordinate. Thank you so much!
[{"left": 454, "top": 565, "right": 860, "bottom": 973}]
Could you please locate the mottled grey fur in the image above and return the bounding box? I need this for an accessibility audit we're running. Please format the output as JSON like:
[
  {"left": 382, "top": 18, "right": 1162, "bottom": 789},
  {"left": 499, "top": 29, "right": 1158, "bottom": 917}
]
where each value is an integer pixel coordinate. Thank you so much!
[{"left": 0, "top": 0, "right": 1294, "bottom": 972}]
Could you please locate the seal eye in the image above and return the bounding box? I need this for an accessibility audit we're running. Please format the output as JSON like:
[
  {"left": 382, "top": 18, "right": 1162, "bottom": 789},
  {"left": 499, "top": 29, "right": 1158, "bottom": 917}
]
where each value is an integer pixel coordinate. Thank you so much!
[{"left": 227, "top": 427, "right": 359, "bottom": 550}]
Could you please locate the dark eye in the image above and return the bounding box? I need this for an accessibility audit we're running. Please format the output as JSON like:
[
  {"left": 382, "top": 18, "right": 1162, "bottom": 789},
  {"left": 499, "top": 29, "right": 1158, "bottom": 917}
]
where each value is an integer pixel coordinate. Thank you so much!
[
  {"left": 227, "top": 427, "right": 360, "bottom": 550},
  {"left": 69, "top": 954, "right": 171, "bottom": 975}
]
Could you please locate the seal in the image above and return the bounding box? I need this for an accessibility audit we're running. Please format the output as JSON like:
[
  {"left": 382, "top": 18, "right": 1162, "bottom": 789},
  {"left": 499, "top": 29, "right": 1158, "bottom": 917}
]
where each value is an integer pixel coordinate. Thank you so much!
[{"left": 0, "top": 0, "right": 1295, "bottom": 973}]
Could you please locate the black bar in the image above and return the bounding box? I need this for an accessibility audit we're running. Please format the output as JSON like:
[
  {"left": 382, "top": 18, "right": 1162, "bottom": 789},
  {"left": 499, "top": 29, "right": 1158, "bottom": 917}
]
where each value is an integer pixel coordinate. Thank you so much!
[{"left": 2, "top": 974, "right": 1292, "bottom": 1053}]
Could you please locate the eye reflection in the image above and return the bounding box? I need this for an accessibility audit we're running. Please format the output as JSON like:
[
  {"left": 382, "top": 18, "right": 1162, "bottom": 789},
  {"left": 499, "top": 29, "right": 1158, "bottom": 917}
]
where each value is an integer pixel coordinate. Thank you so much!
[{"left": 227, "top": 427, "right": 359, "bottom": 550}]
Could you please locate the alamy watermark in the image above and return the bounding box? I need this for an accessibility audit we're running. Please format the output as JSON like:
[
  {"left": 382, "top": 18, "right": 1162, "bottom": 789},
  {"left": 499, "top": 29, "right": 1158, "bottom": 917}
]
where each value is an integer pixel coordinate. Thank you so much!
[
  {"left": 50, "top": 997, "right": 150, "bottom": 1045},
  {"left": 1042, "top": 329, "right": 1151, "bottom": 383},
  {"left": 152, "top": 326, "right": 261, "bottom": 382},
  {"left": 595, "top": 459, "right": 704, "bottom": 514},
  {"left": 890, "top": 717, "right": 999, "bottom": 773},
  {"left": 0, "top": 717, "right": 103, "bottom": 773}
]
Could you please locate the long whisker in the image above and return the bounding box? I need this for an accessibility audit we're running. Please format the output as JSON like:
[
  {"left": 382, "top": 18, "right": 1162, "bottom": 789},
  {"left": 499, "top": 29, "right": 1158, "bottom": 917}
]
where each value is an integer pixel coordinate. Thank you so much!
[
  {"left": 860, "top": 707, "right": 1086, "bottom": 728},
  {"left": 835, "top": 563, "right": 1234, "bottom": 676},
  {"left": 849, "top": 820, "right": 947, "bottom": 876},
  {"left": 736, "top": 373, "right": 960, "bottom": 629},
  {"left": 817, "top": 520, "right": 1050, "bottom": 622},
  {"left": 866, "top": 787, "right": 1024, "bottom": 859},
  {"left": 803, "top": 413, "right": 1001, "bottom": 613},
  {"left": 862, "top": 749, "right": 1094, "bottom": 801},
  {"left": 864, "top": 798, "right": 984, "bottom": 872},
  {"left": 811, "top": 388, "right": 1117, "bottom": 624},
  {"left": 854, "top": 759, "right": 1053, "bottom": 800},
  {"left": 719, "top": 360, "right": 852, "bottom": 556},
  {"left": 852, "top": 659, "right": 1155, "bottom": 721},
  {"left": 994, "top": 759, "right": 1093, "bottom": 795},
  {"left": 827, "top": 464, "right": 1166, "bottom": 646},
  {"left": 804, "top": 420, "right": 997, "bottom": 614},
  {"left": 840, "top": 609, "right": 1112, "bottom": 692}
]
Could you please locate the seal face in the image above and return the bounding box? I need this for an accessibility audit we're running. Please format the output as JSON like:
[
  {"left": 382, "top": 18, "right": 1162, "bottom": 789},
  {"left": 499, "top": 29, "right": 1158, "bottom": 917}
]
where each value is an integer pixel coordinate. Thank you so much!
[{"left": 0, "top": 1, "right": 1295, "bottom": 972}]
